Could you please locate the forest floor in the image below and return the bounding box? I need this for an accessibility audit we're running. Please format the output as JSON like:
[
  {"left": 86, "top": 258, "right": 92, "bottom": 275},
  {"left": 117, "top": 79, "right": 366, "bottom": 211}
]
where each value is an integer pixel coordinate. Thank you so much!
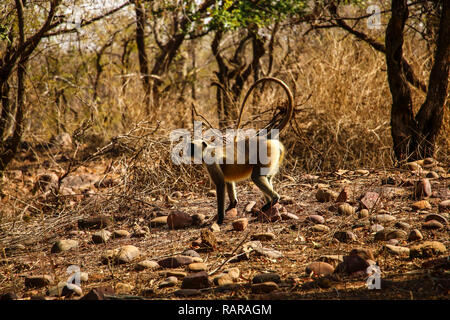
[{"left": 0, "top": 143, "right": 449, "bottom": 300}]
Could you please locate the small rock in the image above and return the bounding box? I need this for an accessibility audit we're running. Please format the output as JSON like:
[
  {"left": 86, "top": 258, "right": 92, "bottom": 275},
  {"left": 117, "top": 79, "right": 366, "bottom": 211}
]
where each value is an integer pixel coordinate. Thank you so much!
[
  {"left": 113, "top": 230, "right": 130, "bottom": 238},
  {"left": 371, "top": 214, "right": 396, "bottom": 224},
  {"left": 394, "top": 221, "right": 411, "bottom": 230},
  {"left": 245, "top": 201, "right": 257, "bottom": 212},
  {"left": 167, "top": 211, "right": 192, "bottom": 229},
  {"left": 410, "top": 241, "right": 447, "bottom": 258},
  {"left": 135, "top": 260, "right": 160, "bottom": 271},
  {"left": 224, "top": 267, "right": 240, "bottom": 280},
  {"left": 426, "top": 171, "right": 439, "bottom": 179},
  {"left": 181, "top": 271, "right": 210, "bottom": 289},
  {"left": 25, "top": 275, "right": 54, "bottom": 289},
  {"left": 280, "top": 212, "right": 299, "bottom": 220},
  {"left": 422, "top": 220, "right": 444, "bottom": 230},
  {"left": 210, "top": 223, "right": 221, "bottom": 232},
  {"left": 385, "top": 245, "right": 410, "bottom": 256},
  {"left": 316, "top": 188, "right": 338, "bottom": 202},
  {"left": 412, "top": 200, "right": 432, "bottom": 210},
  {"left": 334, "top": 231, "right": 356, "bottom": 243},
  {"left": 358, "top": 209, "right": 370, "bottom": 218},
  {"left": 406, "top": 162, "right": 421, "bottom": 171},
  {"left": 350, "top": 248, "right": 375, "bottom": 260},
  {"left": 159, "top": 277, "right": 178, "bottom": 288},
  {"left": 192, "top": 214, "right": 206, "bottom": 226},
  {"left": 311, "top": 224, "right": 330, "bottom": 233},
  {"left": 116, "top": 245, "right": 140, "bottom": 264},
  {"left": 232, "top": 218, "right": 248, "bottom": 231},
  {"left": 408, "top": 229, "right": 423, "bottom": 242},
  {"left": 149, "top": 216, "right": 168, "bottom": 227},
  {"left": 253, "top": 246, "right": 284, "bottom": 259},
  {"left": 425, "top": 214, "right": 447, "bottom": 225},
  {"left": 158, "top": 256, "right": 195, "bottom": 268},
  {"left": 213, "top": 273, "right": 234, "bottom": 286},
  {"left": 336, "top": 187, "right": 353, "bottom": 203},
  {"left": 51, "top": 239, "right": 79, "bottom": 253},
  {"left": 337, "top": 203, "right": 355, "bottom": 216},
  {"left": 251, "top": 282, "right": 279, "bottom": 293},
  {"left": 188, "top": 262, "right": 207, "bottom": 272},
  {"left": 387, "top": 239, "right": 399, "bottom": 245},
  {"left": 182, "top": 250, "right": 201, "bottom": 258},
  {"left": 360, "top": 192, "right": 380, "bottom": 211},
  {"left": 251, "top": 233, "right": 275, "bottom": 241},
  {"left": 92, "top": 230, "right": 112, "bottom": 244},
  {"left": 305, "top": 262, "right": 334, "bottom": 276},
  {"left": 414, "top": 178, "right": 432, "bottom": 199},
  {"left": 80, "top": 286, "right": 114, "bottom": 300},
  {"left": 335, "top": 255, "right": 369, "bottom": 274},
  {"left": 165, "top": 270, "right": 188, "bottom": 278},
  {"left": 174, "top": 289, "right": 202, "bottom": 297},
  {"left": 370, "top": 224, "right": 384, "bottom": 232},
  {"left": 386, "top": 229, "right": 408, "bottom": 240},
  {"left": 305, "top": 214, "right": 325, "bottom": 224},
  {"left": 438, "top": 200, "right": 450, "bottom": 212},
  {"left": 257, "top": 205, "right": 282, "bottom": 222},
  {"left": 252, "top": 273, "right": 281, "bottom": 284},
  {"left": 78, "top": 215, "right": 112, "bottom": 230}
]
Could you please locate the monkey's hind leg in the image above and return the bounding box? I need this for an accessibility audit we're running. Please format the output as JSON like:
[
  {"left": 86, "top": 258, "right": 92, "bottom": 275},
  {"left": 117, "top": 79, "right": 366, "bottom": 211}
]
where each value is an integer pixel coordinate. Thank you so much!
[
  {"left": 251, "top": 171, "right": 280, "bottom": 212},
  {"left": 226, "top": 182, "right": 238, "bottom": 211}
]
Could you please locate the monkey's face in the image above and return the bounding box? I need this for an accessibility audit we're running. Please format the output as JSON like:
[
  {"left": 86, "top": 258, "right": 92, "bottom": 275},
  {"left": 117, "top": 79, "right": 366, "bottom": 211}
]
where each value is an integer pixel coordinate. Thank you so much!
[{"left": 187, "top": 140, "right": 208, "bottom": 161}]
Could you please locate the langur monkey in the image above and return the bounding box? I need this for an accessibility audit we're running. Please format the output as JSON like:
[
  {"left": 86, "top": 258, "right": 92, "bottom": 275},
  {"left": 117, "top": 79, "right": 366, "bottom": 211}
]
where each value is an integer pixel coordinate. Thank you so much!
[{"left": 188, "top": 77, "right": 294, "bottom": 225}]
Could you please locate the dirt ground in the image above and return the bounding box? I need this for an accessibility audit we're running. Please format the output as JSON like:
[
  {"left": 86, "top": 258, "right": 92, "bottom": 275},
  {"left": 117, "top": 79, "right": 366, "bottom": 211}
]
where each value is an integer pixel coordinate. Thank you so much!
[{"left": 0, "top": 148, "right": 449, "bottom": 300}]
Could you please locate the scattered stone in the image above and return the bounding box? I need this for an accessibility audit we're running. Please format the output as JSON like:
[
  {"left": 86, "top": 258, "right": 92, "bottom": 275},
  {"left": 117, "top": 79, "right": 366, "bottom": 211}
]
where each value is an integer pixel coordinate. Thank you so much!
[
  {"left": 159, "top": 277, "right": 178, "bottom": 288},
  {"left": 199, "top": 229, "right": 218, "bottom": 251},
  {"left": 438, "top": 200, "right": 450, "bottom": 212},
  {"left": 338, "top": 203, "right": 356, "bottom": 216},
  {"left": 358, "top": 209, "right": 370, "bottom": 219},
  {"left": 149, "top": 216, "right": 168, "bottom": 227},
  {"left": 336, "top": 186, "right": 353, "bottom": 203},
  {"left": 251, "top": 282, "right": 279, "bottom": 293},
  {"left": 306, "top": 214, "right": 325, "bottom": 224},
  {"left": 81, "top": 286, "right": 114, "bottom": 300},
  {"left": 232, "top": 218, "right": 248, "bottom": 231},
  {"left": 225, "top": 208, "right": 238, "bottom": 219},
  {"left": 92, "top": 230, "right": 112, "bottom": 244},
  {"left": 370, "top": 224, "right": 384, "bottom": 232},
  {"left": 408, "top": 229, "right": 423, "bottom": 242},
  {"left": 387, "top": 239, "right": 399, "bottom": 245},
  {"left": 414, "top": 178, "right": 432, "bottom": 199},
  {"left": 305, "top": 262, "right": 334, "bottom": 276},
  {"left": 316, "top": 188, "right": 338, "bottom": 202},
  {"left": 385, "top": 245, "right": 410, "bottom": 256},
  {"left": 257, "top": 205, "right": 282, "bottom": 222},
  {"left": 426, "top": 171, "right": 439, "bottom": 179},
  {"left": 311, "top": 224, "right": 330, "bottom": 233},
  {"left": 182, "top": 250, "right": 201, "bottom": 258},
  {"left": 406, "top": 162, "right": 421, "bottom": 171},
  {"left": 210, "top": 223, "right": 221, "bottom": 232},
  {"left": 165, "top": 271, "right": 188, "bottom": 278},
  {"left": 78, "top": 215, "right": 112, "bottom": 230},
  {"left": 360, "top": 192, "right": 380, "bottom": 211},
  {"left": 224, "top": 267, "right": 240, "bottom": 280},
  {"left": 386, "top": 229, "right": 408, "bottom": 240},
  {"left": 318, "top": 255, "right": 344, "bottom": 267},
  {"left": 245, "top": 201, "right": 257, "bottom": 212},
  {"left": 135, "top": 260, "right": 160, "bottom": 271},
  {"left": 252, "top": 273, "right": 281, "bottom": 284},
  {"left": 425, "top": 214, "right": 447, "bottom": 225},
  {"left": 410, "top": 241, "right": 447, "bottom": 258},
  {"left": 412, "top": 200, "right": 432, "bottom": 210},
  {"left": 51, "top": 239, "right": 79, "bottom": 253},
  {"left": 252, "top": 246, "right": 284, "bottom": 259},
  {"left": 335, "top": 255, "right": 369, "bottom": 274},
  {"left": 422, "top": 220, "right": 444, "bottom": 230},
  {"left": 116, "top": 245, "right": 140, "bottom": 264},
  {"left": 181, "top": 271, "right": 210, "bottom": 289},
  {"left": 280, "top": 212, "right": 299, "bottom": 220},
  {"left": 350, "top": 248, "right": 375, "bottom": 261},
  {"left": 25, "top": 275, "right": 54, "bottom": 289},
  {"left": 192, "top": 213, "right": 206, "bottom": 226},
  {"left": 158, "top": 256, "right": 195, "bottom": 268},
  {"left": 371, "top": 214, "right": 396, "bottom": 224},
  {"left": 174, "top": 289, "right": 202, "bottom": 297},
  {"left": 394, "top": 221, "right": 411, "bottom": 230},
  {"left": 167, "top": 211, "right": 192, "bottom": 229},
  {"left": 188, "top": 263, "right": 207, "bottom": 272},
  {"left": 213, "top": 273, "right": 233, "bottom": 286},
  {"left": 334, "top": 231, "right": 356, "bottom": 243},
  {"left": 251, "top": 233, "right": 275, "bottom": 241},
  {"left": 113, "top": 230, "right": 130, "bottom": 238}
]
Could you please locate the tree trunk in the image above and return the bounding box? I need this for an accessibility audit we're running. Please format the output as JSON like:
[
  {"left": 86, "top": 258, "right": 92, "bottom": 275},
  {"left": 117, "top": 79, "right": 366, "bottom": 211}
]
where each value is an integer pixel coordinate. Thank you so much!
[{"left": 386, "top": 0, "right": 449, "bottom": 162}]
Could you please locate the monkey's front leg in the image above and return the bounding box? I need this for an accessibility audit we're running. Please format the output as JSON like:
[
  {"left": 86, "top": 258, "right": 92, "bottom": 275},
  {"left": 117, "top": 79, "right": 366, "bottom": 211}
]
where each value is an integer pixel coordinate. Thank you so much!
[
  {"left": 215, "top": 181, "right": 226, "bottom": 224},
  {"left": 226, "top": 182, "right": 237, "bottom": 211}
]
